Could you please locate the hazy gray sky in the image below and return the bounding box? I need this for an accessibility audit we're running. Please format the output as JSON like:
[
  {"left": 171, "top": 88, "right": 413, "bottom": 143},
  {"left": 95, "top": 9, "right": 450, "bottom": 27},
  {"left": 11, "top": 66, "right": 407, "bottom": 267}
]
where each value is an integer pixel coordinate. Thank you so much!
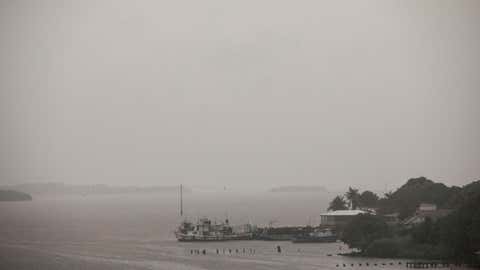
[{"left": 1, "top": 0, "right": 479, "bottom": 190}]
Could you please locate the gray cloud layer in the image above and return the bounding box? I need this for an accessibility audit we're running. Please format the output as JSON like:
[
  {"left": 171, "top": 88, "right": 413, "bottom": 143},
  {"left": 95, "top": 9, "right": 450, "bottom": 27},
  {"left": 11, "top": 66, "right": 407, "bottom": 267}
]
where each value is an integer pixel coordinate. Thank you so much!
[{"left": 1, "top": 0, "right": 479, "bottom": 189}]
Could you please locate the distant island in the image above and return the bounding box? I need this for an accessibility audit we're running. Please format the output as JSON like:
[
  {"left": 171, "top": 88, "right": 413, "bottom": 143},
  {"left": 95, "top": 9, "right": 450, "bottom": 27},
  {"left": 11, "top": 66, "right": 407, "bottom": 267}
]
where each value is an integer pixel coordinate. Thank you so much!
[
  {"left": 0, "top": 183, "right": 190, "bottom": 197},
  {"left": 0, "top": 190, "right": 32, "bottom": 201},
  {"left": 270, "top": 185, "right": 328, "bottom": 193}
]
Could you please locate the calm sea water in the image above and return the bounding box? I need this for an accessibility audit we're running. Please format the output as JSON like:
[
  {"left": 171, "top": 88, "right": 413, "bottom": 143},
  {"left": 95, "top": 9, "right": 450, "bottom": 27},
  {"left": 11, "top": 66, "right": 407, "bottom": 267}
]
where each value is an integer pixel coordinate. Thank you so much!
[{"left": 0, "top": 191, "right": 407, "bottom": 269}]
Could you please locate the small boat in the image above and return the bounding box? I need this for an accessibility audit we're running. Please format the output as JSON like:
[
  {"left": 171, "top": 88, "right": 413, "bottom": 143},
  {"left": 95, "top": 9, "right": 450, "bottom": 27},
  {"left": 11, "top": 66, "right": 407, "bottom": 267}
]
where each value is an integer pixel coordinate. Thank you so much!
[{"left": 292, "top": 228, "right": 337, "bottom": 243}]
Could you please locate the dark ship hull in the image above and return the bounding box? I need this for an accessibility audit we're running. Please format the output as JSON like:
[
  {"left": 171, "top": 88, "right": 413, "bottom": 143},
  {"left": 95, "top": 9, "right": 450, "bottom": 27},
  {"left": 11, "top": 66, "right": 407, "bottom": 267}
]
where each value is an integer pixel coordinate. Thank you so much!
[
  {"left": 292, "top": 235, "right": 337, "bottom": 243},
  {"left": 175, "top": 232, "right": 254, "bottom": 242}
]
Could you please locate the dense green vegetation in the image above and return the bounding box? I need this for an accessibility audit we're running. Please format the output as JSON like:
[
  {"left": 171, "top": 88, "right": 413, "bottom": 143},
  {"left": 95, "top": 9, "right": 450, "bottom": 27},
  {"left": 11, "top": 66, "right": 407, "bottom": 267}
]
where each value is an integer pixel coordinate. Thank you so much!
[
  {"left": 433, "top": 194, "right": 480, "bottom": 262},
  {"left": 341, "top": 214, "right": 390, "bottom": 251},
  {"left": 340, "top": 187, "right": 379, "bottom": 210},
  {"left": 336, "top": 177, "right": 480, "bottom": 263},
  {"left": 358, "top": 191, "right": 379, "bottom": 208},
  {"left": 0, "top": 190, "right": 32, "bottom": 201},
  {"left": 328, "top": 195, "right": 348, "bottom": 211},
  {"left": 376, "top": 177, "right": 460, "bottom": 219}
]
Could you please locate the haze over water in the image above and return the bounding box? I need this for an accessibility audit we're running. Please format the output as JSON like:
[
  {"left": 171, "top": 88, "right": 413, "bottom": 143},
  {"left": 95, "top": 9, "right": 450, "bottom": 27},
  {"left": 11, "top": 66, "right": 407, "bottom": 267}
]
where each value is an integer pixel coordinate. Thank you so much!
[
  {"left": 1, "top": 0, "right": 480, "bottom": 191},
  {"left": 1, "top": 192, "right": 407, "bottom": 270},
  {"left": 1, "top": 0, "right": 480, "bottom": 269}
]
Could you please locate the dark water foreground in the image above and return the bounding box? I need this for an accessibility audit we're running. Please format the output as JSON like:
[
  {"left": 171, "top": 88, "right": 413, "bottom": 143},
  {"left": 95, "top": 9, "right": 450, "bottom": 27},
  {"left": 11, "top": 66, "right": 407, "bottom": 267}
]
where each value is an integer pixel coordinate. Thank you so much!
[{"left": 0, "top": 240, "right": 412, "bottom": 270}]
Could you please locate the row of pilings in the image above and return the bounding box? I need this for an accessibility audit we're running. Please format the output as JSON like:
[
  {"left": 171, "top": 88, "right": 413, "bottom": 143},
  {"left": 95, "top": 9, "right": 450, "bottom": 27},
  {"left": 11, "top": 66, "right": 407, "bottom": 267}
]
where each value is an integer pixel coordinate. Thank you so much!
[
  {"left": 187, "top": 248, "right": 477, "bottom": 269},
  {"left": 336, "top": 262, "right": 403, "bottom": 267},
  {"left": 405, "top": 262, "right": 478, "bottom": 268},
  {"left": 405, "top": 262, "right": 448, "bottom": 268},
  {"left": 189, "top": 245, "right": 287, "bottom": 255},
  {"left": 189, "top": 248, "right": 257, "bottom": 255},
  {"left": 335, "top": 262, "right": 474, "bottom": 268}
]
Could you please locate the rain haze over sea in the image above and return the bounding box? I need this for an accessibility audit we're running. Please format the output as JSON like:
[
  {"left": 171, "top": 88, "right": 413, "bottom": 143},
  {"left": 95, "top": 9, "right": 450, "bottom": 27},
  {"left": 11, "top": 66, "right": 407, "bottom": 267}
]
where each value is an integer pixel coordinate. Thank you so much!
[
  {"left": 1, "top": 191, "right": 408, "bottom": 270},
  {"left": 1, "top": 0, "right": 480, "bottom": 269}
]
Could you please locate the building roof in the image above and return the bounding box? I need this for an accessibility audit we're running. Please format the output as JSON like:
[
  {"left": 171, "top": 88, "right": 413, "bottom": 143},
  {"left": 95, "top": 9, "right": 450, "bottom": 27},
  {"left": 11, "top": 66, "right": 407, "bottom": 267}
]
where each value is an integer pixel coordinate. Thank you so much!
[
  {"left": 419, "top": 203, "right": 436, "bottom": 207},
  {"left": 320, "top": 210, "right": 368, "bottom": 216},
  {"left": 403, "top": 209, "right": 453, "bottom": 226},
  {"left": 416, "top": 209, "right": 452, "bottom": 219}
]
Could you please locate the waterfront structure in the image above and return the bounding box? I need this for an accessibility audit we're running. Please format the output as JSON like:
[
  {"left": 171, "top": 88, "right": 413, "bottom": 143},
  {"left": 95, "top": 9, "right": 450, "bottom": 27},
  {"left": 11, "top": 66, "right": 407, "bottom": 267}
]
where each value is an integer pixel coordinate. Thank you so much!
[
  {"left": 402, "top": 203, "right": 452, "bottom": 227},
  {"left": 292, "top": 228, "right": 337, "bottom": 243},
  {"left": 257, "top": 226, "right": 309, "bottom": 241},
  {"left": 319, "top": 210, "right": 368, "bottom": 227},
  {"left": 383, "top": 212, "right": 400, "bottom": 225}
]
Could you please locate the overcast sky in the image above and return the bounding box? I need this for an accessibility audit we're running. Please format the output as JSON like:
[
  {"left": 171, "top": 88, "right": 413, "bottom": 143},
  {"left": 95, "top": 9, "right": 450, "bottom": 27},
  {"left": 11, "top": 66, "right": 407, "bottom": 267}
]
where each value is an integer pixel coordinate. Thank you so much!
[{"left": 1, "top": 0, "right": 479, "bottom": 190}]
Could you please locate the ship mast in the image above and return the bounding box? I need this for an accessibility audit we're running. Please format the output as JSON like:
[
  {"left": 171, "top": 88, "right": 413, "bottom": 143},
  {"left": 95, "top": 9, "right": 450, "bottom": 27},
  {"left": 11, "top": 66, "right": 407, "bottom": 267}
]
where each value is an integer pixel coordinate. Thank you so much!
[{"left": 180, "top": 184, "right": 183, "bottom": 217}]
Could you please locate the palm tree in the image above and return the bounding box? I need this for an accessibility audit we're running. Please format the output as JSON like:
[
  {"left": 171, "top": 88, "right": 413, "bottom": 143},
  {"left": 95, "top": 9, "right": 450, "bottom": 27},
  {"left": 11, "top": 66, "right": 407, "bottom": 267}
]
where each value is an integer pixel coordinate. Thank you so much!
[
  {"left": 384, "top": 191, "right": 393, "bottom": 199},
  {"left": 328, "top": 195, "right": 348, "bottom": 211},
  {"left": 345, "top": 187, "right": 360, "bottom": 210}
]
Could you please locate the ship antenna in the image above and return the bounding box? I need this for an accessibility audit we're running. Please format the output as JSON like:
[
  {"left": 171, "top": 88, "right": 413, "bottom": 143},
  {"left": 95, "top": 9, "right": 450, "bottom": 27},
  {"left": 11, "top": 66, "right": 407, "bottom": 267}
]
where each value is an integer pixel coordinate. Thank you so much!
[{"left": 180, "top": 184, "right": 183, "bottom": 217}]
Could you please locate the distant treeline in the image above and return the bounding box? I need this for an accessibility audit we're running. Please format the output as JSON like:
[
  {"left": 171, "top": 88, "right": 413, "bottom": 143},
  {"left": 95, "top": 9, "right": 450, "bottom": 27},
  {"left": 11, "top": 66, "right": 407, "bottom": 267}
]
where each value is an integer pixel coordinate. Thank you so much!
[
  {"left": 0, "top": 183, "right": 190, "bottom": 196},
  {"left": 333, "top": 177, "right": 480, "bottom": 263}
]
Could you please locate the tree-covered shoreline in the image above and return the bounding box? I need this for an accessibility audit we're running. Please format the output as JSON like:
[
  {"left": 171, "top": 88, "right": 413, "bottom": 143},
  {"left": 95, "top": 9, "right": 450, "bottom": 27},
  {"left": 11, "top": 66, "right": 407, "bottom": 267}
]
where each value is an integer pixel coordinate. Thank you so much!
[{"left": 332, "top": 177, "right": 480, "bottom": 263}]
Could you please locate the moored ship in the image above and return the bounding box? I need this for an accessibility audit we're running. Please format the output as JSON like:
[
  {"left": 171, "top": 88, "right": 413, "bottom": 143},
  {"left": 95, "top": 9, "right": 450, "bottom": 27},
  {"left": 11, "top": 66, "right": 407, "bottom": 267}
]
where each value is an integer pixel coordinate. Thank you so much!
[
  {"left": 175, "top": 218, "right": 256, "bottom": 241},
  {"left": 174, "top": 185, "right": 256, "bottom": 241}
]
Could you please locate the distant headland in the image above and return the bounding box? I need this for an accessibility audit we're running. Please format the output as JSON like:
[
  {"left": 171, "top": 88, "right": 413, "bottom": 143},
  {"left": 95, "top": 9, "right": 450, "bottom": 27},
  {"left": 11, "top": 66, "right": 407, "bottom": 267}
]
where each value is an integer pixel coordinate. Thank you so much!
[
  {"left": 269, "top": 185, "right": 328, "bottom": 193},
  {"left": 0, "top": 183, "right": 190, "bottom": 197},
  {"left": 0, "top": 190, "right": 32, "bottom": 201}
]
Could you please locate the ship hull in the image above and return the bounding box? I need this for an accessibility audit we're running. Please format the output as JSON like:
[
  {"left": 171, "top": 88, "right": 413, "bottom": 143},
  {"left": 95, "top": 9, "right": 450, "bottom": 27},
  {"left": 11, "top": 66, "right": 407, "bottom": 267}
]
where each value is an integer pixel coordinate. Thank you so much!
[
  {"left": 257, "top": 234, "right": 296, "bottom": 241},
  {"left": 292, "top": 236, "right": 337, "bottom": 243},
  {"left": 175, "top": 232, "right": 254, "bottom": 242}
]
